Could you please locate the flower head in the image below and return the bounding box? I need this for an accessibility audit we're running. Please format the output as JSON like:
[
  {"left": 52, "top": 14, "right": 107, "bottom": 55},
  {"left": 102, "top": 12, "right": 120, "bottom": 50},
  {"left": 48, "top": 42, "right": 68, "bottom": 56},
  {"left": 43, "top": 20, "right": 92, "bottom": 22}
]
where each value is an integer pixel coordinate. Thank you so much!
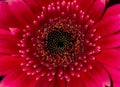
[{"left": 0, "top": 0, "right": 120, "bottom": 87}]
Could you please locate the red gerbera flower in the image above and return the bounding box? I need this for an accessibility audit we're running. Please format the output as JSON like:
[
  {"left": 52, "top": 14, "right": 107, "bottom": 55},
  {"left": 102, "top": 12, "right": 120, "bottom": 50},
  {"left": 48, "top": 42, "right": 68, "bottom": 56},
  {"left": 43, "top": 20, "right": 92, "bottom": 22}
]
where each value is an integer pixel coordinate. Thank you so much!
[{"left": 0, "top": 0, "right": 120, "bottom": 87}]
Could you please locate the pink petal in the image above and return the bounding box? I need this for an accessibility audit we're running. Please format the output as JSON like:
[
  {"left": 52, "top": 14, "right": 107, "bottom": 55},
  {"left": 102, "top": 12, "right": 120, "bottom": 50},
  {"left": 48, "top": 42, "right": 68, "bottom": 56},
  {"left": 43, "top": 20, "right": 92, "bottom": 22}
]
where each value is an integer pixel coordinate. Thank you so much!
[
  {"left": 0, "top": 29, "right": 19, "bottom": 54},
  {"left": 85, "top": 0, "right": 108, "bottom": 22},
  {"left": 0, "top": 55, "right": 23, "bottom": 75},
  {"left": 92, "top": 14, "right": 120, "bottom": 37},
  {"left": 113, "top": 82, "right": 120, "bottom": 87},
  {"left": 0, "top": 2, "right": 23, "bottom": 29},
  {"left": 0, "top": 28, "right": 11, "bottom": 35},
  {"left": 104, "top": 65, "right": 120, "bottom": 87},
  {"left": 23, "top": 0, "right": 67, "bottom": 15},
  {"left": 97, "top": 33, "right": 120, "bottom": 49},
  {"left": 32, "top": 0, "right": 51, "bottom": 8},
  {"left": 0, "top": 69, "right": 38, "bottom": 87},
  {"left": 80, "top": 61, "right": 111, "bottom": 87},
  {"left": 7, "top": 0, "right": 108, "bottom": 25},
  {"left": 103, "top": 4, "right": 120, "bottom": 18},
  {"left": 72, "top": 0, "right": 108, "bottom": 22},
  {"left": 67, "top": 76, "right": 83, "bottom": 87},
  {"left": 35, "top": 76, "right": 55, "bottom": 87},
  {"left": 0, "top": 39, "right": 18, "bottom": 54},
  {"left": 23, "top": 0, "right": 42, "bottom": 15},
  {"left": 96, "top": 49, "right": 120, "bottom": 69},
  {"left": 55, "top": 78, "right": 66, "bottom": 87},
  {"left": 8, "top": 0, "right": 36, "bottom": 25}
]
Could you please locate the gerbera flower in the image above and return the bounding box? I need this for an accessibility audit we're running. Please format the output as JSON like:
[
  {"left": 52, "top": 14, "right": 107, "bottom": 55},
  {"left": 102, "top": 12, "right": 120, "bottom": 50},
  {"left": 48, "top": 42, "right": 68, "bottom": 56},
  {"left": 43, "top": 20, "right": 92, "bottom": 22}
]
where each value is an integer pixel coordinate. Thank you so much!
[{"left": 0, "top": 0, "right": 120, "bottom": 87}]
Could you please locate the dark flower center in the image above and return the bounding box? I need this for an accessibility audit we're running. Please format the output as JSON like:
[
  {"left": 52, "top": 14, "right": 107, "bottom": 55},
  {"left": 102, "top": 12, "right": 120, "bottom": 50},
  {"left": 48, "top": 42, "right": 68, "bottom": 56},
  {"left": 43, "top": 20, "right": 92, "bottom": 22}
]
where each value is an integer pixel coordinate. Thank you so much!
[
  {"left": 57, "top": 41, "right": 64, "bottom": 48},
  {"left": 46, "top": 30, "right": 72, "bottom": 53}
]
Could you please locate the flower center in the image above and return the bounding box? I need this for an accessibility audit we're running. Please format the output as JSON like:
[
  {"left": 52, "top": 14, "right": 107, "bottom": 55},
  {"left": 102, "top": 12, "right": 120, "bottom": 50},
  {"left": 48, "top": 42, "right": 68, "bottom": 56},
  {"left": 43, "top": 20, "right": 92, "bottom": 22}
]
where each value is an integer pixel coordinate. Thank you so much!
[
  {"left": 46, "top": 30, "right": 71, "bottom": 53},
  {"left": 17, "top": 0, "right": 102, "bottom": 82},
  {"left": 57, "top": 41, "right": 64, "bottom": 48}
]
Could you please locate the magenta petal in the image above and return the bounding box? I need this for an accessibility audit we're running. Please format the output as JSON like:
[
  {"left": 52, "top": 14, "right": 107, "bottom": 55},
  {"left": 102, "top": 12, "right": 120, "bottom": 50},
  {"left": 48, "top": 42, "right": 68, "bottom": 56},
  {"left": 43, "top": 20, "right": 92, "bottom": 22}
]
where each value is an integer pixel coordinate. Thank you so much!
[
  {"left": 105, "top": 65, "right": 120, "bottom": 87},
  {"left": 32, "top": 0, "right": 51, "bottom": 8},
  {"left": 35, "top": 76, "right": 55, "bottom": 87},
  {"left": 67, "top": 76, "right": 83, "bottom": 87},
  {"left": 103, "top": 4, "right": 120, "bottom": 18},
  {"left": 92, "top": 14, "right": 120, "bottom": 37},
  {"left": 0, "top": 69, "right": 38, "bottom": 87},
  {"left": 0, "top": 28, "right": 11, "bottom": 35},
  {"left": 86, "top": 0, "right": 108, "bottom": 22},
  {"left": 77, "top": 0, "right": 107, "bottom": 22},
  {"left": 0, "top": 55, "right": 23, "bottom": 75},
  {"left": 97, "top": 32, "right": 120, "bottom": 49},
  {"left": 0, "top": 2, "right": 23, "bottom": 29},
  {"left": 8, "top": 0, "right": 36, "bottom": 25},
  {"left": 55, "top": 78, "right": 66, "bottom": 87},
  {"left": 23, "top": 0, "right": 42, "bottom": 15},
  {"left": 96, "top": 49, "right": 120, "bottom": 68},
  {"left": 24, "top": 0, "right": 107, "bottom": 22},
  {"left": 80, "top": 61, "right": 111, "bottom": 87},
  {"left": 0, "top": 29, "right": 20, "bottom": 54},
  {"left": 0, "top": 40, "right": 18, "bottom": 54}
]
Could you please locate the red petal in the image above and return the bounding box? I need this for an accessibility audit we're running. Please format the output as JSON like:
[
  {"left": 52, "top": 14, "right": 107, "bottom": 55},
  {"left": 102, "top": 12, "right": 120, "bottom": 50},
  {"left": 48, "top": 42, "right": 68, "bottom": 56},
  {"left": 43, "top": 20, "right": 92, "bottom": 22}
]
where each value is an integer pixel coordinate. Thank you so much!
[
  {"left": 8, "top": 0, "right": 36, "bottom": 25},
  {"left": 67, "top": 76, "right": 83, "bottom": 87},
  {"left": 0, "top": 69, "right": 38, "bottom": 87},
  {"left": 0, "top": 39, "right": 18, "bottom": 54},
  {"left": 55, "top": 77, "right": 66, "bottom": 87},
  {"left": 23, "top": 0, "right": 42, "bottom": 15},
  {"left": 0, "top": 28, "right": 11, "bottom": 35},
  {"left": 0, "top": 2, "right": 23, "bottom": 29},
  {"left": 104, "top": 65, "right": 120, "bottom": 87},
  {"left": 0, "top": 29, "right": 19, "bottom": 54},
  {"left": 33, "top": 0, "right": 51, "bottom": 8},
  {"left": 103, "top": 4, "right": 120, "bottom": 18},
  {"left": 80, "top": 61, "right": 111, "bottom": 87},
  {"left": 113, "top": 82, "right": 120, "bottom": 87},
  {"left": 92, "top": 14, "right": 120, "bottom": 37},
  {"left": 77, "top": 0, "right": 107, "bottom": 22},
  {"left": 35, "top": 76, "right": 55, "bottom": 87},
  {"left": 97, "top": 33, "right": 120, "bottom": 49},
  {"left": 10, "top": 0, "right": 58, "bottom": 16},
  {"left": 0, "top": 55, "right": 23, "bottom": 75},
  {"left": 96, "top": 49, "right": 120, "bottom": 69}
]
